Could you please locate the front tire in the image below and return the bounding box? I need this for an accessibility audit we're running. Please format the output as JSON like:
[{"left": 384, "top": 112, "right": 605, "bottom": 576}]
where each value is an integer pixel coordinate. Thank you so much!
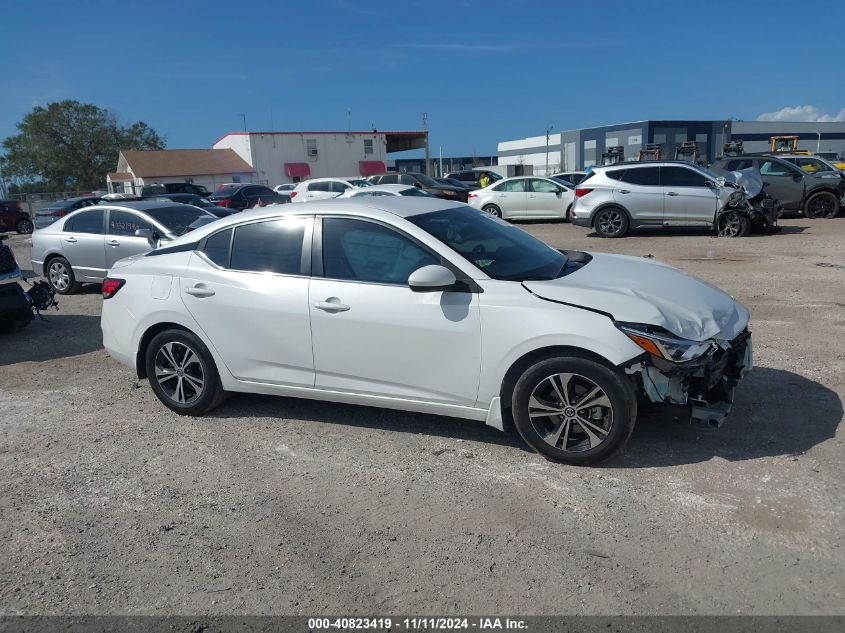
[
  {"left": 46, "top": 257, "right": 81, "bottom": 294},
  {"left": 716, "top": 210, "right": 751, "bottom": 237},
  {"left": 511, "top": 357, "right": 636, "bottom": 465},
  {"left": 803, "top": 191, "right": 840, "bottom": 219},
  {"left": 593, "top": 207, "right": 629, "bottom": 237},
  {"left": 145, "top": 329, "right": 224, "bottom": 415}
]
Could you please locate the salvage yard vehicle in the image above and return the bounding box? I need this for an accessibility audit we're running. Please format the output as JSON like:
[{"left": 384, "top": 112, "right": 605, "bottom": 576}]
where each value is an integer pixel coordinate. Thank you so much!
[
  {"left": 100, "top": 198, "right": 752, "bottom": 465},
  {"left": 711, "top": 155, "right": 844, "bottom": 218},
  {"left": 208, "top": 184, "right": 287, "bottom": 210},
  {"left": 31, "top": 201, "right": 219, "bottom": 295},
  {"left": 0, "top": 234, "right": 57, "bottom": 332},
  {"left": 0, "top": 200, "right": 33, "bottom": 234},
  {"left": 569, "top": 161, "right": 778, "bottom": 237},
  {"left": 339, "top": 184, "right": 435, "bottom": 198},
  {"left": 289, "top": 178, "right": 371, "bottom": 203},
  {"left": 467, "top": 176, "right": 575, "bottom": 220},
  {"left": 367, "top": 172, "right": 469, "bottom": 203},
  {"left": 34, "top": 196, "right": 102, "bottom": 229},
  {"left": 444, "top": 170, "right": 502, "bottom": 190}
]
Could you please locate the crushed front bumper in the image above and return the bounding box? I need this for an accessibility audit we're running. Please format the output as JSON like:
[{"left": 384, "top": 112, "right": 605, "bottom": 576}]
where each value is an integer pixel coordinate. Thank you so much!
[{"left": 626, "top": 330, "right": 753, "bottom": 427}]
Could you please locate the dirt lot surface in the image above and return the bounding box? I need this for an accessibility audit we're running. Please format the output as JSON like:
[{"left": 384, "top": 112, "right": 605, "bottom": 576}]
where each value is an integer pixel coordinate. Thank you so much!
[{"left": 1, "top": 217, "right": 843, "bottom": 616}]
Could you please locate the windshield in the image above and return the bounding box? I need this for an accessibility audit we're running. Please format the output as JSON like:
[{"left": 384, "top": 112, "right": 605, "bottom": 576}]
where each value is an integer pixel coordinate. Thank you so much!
[
  {"left": 212, "top": 186, "right": 239, "bottom": 197},
  {"left": 549, "top": 176, "right": 575, "bottom": 188},
  {"left": 348, "top": 179, "right": 371, "bottom": 187},
  {"left": 400, "top": 187, "right": 433, "bottom": 197},
  {"left": 408, "top": 207, "right": 569, "bottom": 281},
  {"left": 415, "top": 174, "right": 441, "bottom": 187},
  {"left": 145, "top": 205, "right": 214, "bottom": 236}
]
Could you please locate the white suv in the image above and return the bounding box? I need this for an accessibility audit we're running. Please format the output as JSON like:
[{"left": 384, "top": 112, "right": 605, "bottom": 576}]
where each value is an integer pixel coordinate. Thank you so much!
[{"left": 571, "top": 162, "right": 740, "bottom": 237}]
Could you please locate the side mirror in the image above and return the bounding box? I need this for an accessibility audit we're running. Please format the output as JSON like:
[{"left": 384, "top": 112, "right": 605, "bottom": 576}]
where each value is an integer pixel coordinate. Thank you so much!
[
  {"left": 408, "top": 264, "right": 457, "bottom": 293},
  {"left": 704, "top": 180, "right": 716, "bottom": 189},
  {"left": 134, "top": 228, "right": 155, "bottom": 241}
]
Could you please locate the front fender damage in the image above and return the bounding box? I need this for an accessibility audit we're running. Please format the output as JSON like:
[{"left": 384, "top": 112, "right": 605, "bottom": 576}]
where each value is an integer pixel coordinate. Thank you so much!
[{"left": 624, "top": 330, "right": 753, "bottom": 428}]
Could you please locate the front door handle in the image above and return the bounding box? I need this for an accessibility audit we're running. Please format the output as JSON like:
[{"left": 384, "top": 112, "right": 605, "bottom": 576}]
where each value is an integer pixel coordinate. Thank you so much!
[
  {"left": 618, "top": 189, "right": 630, "bottom": 194},
  {"left": 65, "top": 237, "right": 77, "bottom": 243},
  {"left": 185, "top": 285, "right": 215, "bottom": 298},
  {"left": 314, "top": 298, "right": 350, "bottom": 313},
  {"left": 107, "top": 239, "right": 120, "bottom": 246},
  {"left": 667, "top": 191, "right": 679, "bottom": 196}
]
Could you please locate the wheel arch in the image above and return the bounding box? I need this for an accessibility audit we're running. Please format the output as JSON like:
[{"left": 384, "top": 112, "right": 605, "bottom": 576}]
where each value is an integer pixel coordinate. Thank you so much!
[
  {"left": 499, "top": 345, "right": 619, "bottom": 413},
  {"left": 136, "top": 322, "right": 194, "bottom": 379},
  {"left": 589, "top": 202, "right": 631, "bottom": 227}
]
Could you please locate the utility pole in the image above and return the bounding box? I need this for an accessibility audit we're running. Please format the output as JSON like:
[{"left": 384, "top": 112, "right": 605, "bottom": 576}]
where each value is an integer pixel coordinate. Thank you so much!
[
  {"left": 817, "top": 131, "right": 822, "bottom": 153},
  {"left": 239, "top": 113, "right": 247, "bottom": 133},
  {"left": 422, "top": 112, "right": 431, "bottom": 175},
  {"left": 439, "top": 146, "right": 443, "bottom": 177},
  {"left": 545, "top": 125, "right": 554, "bottom": 175}
]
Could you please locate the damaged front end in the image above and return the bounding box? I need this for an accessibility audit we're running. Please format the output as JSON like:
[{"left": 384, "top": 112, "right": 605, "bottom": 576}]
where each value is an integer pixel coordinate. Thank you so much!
[
  {"left": 618, "top": 323, "right": 753, "bottom": 428},
  {"left": 716, "top": 170, "right": 780, "bottom": 236}
]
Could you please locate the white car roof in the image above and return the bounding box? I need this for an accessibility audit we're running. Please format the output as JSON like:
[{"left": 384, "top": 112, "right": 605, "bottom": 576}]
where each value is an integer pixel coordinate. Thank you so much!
[{"left": 159, "top": 197, "right": 465, "bottom": 247}]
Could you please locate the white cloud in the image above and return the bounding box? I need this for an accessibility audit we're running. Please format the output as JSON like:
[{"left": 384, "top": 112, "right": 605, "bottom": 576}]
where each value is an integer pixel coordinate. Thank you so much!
[{"left": 757, "top": 105, "right": 845, "bottom": 122}]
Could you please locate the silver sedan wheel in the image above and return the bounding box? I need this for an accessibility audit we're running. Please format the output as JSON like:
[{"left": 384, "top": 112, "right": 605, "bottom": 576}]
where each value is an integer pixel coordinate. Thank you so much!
[
  {"left": 528, "top": 373, "right": 614, "bottom": 452},
  {"left": 154, "top": 341, "right": 205, "bottom": 405},
  {"left": 48, "top": 261, "right": 70, "bottom": 291}
]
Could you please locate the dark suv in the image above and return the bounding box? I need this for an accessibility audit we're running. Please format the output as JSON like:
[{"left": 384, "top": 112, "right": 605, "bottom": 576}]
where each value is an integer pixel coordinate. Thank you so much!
[
  {"left": 445, "top": 170, "right": 502, "bottom": 190},
  {"left": 367, "top": 172, "right": 468, "bottom": 202},
  {"left": 0, "top": 200, "right": 33, "bottom": 234},
  {"left": 711, "top": 155, "right": 843, "bottom": 218},
  {"left": 207, "top": 184, "right": 288, "bottom": 210}
]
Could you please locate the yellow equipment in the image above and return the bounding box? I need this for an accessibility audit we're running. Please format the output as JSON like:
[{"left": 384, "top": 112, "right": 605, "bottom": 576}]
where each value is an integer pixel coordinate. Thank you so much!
[{"left": 770, "top": 136, "right": 811, "bottom": 155}]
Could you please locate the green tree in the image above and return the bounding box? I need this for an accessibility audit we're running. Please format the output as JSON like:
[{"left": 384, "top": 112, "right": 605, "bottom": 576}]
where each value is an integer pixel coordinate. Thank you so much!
[{"left": 0, "top": 100, "right": 165, "bottom": 190}]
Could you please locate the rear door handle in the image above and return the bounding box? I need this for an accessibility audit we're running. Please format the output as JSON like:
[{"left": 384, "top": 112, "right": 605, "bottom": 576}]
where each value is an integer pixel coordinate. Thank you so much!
[
  {"left": 185, "top": 285, "right": 215, "bottom": 298},
  {"left": 107, "top": 239, "right": 120, "bottom": 246},
  {"left": 618, "top": 190, "right": 630, "bottom": 194},
  {"left": 65, "top": 237, "right": 77, "bottom": 243},
  {"left": 314, "top": 299, "right": 350, "bottom": 313},
  {"left": 667, "top": 191, "right": 679, "bottom": 196}
]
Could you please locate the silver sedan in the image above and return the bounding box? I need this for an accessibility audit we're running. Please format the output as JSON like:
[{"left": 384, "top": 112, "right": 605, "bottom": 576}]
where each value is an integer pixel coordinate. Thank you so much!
[
  {"left": 31, "top": 201, "right": 218, "bottom": 294},
  {"left": 467, "top": 176, "right": 576, "bottom": 220}
]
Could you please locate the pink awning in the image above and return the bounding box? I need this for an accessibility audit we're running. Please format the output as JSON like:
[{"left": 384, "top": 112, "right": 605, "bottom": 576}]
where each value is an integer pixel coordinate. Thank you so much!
[
  {"left": 359, "top": 160, "right": 386, "bottom": 176},
  {"left": 285, "top": 162, "right": 311, "bottom": 177}
]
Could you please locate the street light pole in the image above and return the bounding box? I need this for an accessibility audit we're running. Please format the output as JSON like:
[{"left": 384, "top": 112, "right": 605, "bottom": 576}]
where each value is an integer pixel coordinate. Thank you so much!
[
  {"left": 545, "top": 125, "right": 554, "bottom": 175},
  {"left": 816, "top": 131, "right": 821, "bottom": 154}
]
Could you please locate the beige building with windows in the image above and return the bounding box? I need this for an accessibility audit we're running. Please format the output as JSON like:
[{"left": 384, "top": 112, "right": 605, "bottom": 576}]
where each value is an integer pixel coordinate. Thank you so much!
[{"left": 212, "top": 130, "right": 428, "bottom": 186}]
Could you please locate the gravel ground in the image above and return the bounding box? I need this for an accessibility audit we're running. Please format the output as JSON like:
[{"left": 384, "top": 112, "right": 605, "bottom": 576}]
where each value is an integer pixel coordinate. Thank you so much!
[{"left": 1, "top": 216, "right": 843, "bottom": 616}]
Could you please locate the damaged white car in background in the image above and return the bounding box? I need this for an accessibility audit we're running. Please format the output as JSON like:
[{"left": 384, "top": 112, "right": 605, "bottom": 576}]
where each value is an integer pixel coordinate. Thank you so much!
[{"left": 101, "top": 199, "right": 752, "bottom": 465}]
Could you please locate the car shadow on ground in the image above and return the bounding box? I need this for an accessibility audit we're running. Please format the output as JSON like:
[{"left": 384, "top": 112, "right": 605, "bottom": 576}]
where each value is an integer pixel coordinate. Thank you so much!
[
  {"left": 585, "top": 226, "right": 809, "bottom": 239},
  {"left": 605, "top": 367, "right": 842, "bottom": 468},
  {"left": 0, "top": 314, "right": 103, "bottom": 366},
  {"left": 211, "top": 367, "right": 840, "bottom": 466}
]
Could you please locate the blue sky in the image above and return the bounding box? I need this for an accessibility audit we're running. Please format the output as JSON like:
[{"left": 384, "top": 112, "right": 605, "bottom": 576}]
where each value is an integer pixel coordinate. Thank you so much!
[{"left": 1, "top": 0, "right": 843, "bottom": 158}]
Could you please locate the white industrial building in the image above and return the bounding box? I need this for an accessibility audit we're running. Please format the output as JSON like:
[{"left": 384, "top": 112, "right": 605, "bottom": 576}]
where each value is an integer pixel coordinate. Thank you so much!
[
  {"left": 213, "top": 130, "right": 429, "bottom": 186},
  {"left": 498, "top": 119, "right": 845, "bottom": 175}
]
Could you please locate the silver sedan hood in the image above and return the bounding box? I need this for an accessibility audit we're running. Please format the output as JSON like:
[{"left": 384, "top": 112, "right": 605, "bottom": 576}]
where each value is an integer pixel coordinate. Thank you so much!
[{"left": 523, "top": 253, "right": 749, "bottom": 342}]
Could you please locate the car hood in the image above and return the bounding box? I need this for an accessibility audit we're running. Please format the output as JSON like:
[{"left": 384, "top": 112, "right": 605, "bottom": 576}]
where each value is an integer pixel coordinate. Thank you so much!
[{"left": 522, "top": 253, "right": 749, "bottom": 342}]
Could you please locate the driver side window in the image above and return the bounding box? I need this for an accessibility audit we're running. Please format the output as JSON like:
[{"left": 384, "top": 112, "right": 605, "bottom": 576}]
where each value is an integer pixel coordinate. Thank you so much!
[{"left": 322, "top": 218, "right": 439, "bottom": 285}]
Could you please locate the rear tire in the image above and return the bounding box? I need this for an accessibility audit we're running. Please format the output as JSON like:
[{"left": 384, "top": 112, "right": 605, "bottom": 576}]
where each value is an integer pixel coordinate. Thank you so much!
[
  {"left": 482, "top": 204, "right": 502, "bottom": 219},
  {"left": 45, "top": 257, "right": 81, "bottom": 295},
  {"left": 16, "top": 219, "right": 33, "bottom": 234},
  {"left": 803, "top": 191, "right": 840, "bottom": 219},
  {"left": 145, "top": 329, "right": 225, "bottom": 416},
  {"left": 593, "top": 207, "right": 629, "bottom": 237},
  {"left": 511, "top": 356, "right": 636, "bottom": 465}
]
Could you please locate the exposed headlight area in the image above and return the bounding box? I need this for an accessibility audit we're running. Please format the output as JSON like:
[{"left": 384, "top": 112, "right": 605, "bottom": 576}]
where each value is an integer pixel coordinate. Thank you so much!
[{"left": 615, "top": 322, "right": 716, "bottom": 364}]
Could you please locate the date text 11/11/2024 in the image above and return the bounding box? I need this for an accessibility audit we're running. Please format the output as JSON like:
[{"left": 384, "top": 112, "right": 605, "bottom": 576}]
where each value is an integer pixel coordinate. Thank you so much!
[{"left": 308, "top": 617, "right": 528, "bottom": 630}]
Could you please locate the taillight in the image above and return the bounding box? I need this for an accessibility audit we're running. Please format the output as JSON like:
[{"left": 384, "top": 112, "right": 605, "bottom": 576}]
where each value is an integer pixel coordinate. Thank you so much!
[
  {"left": 574, "top": 188, "right": 594, "bottom": 198},
  {"left": 13, "top": 202, "right": 22, "bottom": 211},
  {"left": 101, "top": 278, "right": 125, "bottom": 299},
  {"left": 290, "top": 191, "right": 298, "bottom": 198},
  {"left": 48, "top": 209, "right": 69, "bottom": 217},
  {"left": 215, "top": 198, "right": 232, "bottom": 207}
]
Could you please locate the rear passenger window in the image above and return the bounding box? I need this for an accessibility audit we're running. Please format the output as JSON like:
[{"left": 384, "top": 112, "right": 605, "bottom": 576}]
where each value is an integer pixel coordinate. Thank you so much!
[
  {"left": 309, "top": 182, "right": 331, "bottom": 192},
  {"left": 203, "top": 228, "right": 233, "bottom": 267},
  {"left": 661, "top": 167, "right": 708, "bottom": 187},
  {"left": 64, "top": 209, "right": 104, "bottom": 234},
  {"left": 493, "top": 179, "right": 526, "bottom": 192},
  {"left": 330, "top": 181, "right": 350, "bottom": 193},
  {"left": 620, "top": 167, "right": 659, "bottom": 186},
  {"left": 230, "top": 219, "right": 306, "bottom": 275}
]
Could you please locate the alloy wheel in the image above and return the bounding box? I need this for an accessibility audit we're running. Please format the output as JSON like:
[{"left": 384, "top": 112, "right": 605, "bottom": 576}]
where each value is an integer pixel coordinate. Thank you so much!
[
  {"left": 154, "top": 341, "right": 206, "bottom": 405},
  {"left": 527, "top": 373, "right": 614, "bottom": 452},
  {"left": 597, "top": 210, "right": 623, "bottom": 235},
  {"left": 48, "top": 261, "right": 70, "bottom": 291},
  {"left": 16, "top": 219, "right": 33, "bottom": 234},
  {"left": 808, "top": 194, "right": 838, "bottom": 219},
  {"left": 717, "top": 211, "right": 743, "bottom": 237}
]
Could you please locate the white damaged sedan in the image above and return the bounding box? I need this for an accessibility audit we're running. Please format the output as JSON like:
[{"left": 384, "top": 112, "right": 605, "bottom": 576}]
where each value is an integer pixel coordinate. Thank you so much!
[{"left": 101, "top": 198, "right": 752, "bottom": 465}]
